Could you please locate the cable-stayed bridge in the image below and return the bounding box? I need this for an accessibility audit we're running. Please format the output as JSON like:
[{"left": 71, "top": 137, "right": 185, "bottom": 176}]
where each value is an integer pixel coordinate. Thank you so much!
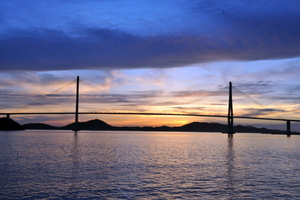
[{"left": 1, "top": 76, "right": 299, "bottom": 135}]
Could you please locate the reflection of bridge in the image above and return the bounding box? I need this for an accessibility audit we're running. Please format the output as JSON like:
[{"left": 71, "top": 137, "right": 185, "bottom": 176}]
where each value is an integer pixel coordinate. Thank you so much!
[{"left": 1, "top": 76, "right": 299, "bottom": 135}]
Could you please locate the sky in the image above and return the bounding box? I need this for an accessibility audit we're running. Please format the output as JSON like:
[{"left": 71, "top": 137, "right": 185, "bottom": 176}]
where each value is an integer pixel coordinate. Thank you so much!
[{"left": 1, "top": 0, "right": 300, "bottom": 131}]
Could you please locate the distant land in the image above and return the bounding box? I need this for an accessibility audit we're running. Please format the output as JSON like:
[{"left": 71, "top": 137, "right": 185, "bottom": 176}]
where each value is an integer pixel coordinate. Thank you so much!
[
  {"left": 0, "top": 117, "right": 24, "bottom": 130},
  {"left": 21, "top": 119, "right": 298, "bottom": 134}
]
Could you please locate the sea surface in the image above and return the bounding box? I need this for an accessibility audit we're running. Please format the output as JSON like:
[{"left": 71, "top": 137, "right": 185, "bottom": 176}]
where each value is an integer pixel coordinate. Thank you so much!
[{"left": 0, "top": 130, "right": 300, "bottom": 199}]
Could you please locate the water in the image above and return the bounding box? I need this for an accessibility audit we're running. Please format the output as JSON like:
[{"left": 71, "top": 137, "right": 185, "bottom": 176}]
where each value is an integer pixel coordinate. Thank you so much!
[{"left": 1, "top": 130, "right": 300, "bottom": 199}]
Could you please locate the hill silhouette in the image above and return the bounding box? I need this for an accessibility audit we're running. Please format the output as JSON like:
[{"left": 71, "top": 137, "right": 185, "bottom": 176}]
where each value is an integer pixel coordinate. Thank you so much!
[
  {"left": 22, "top": 119, "right": 293, "bottom": 134},
  {"left": 176, "top": 122, "right": 227, "bottom": 132},
  {"left": 0, "top": 117, "right": 24, "bottom": 130},
  {"left": 23, "top": 123, "right": 57, "bottom": 130},
  {"left": 62, "top": 119, "right": 113, "bottom": 130}
]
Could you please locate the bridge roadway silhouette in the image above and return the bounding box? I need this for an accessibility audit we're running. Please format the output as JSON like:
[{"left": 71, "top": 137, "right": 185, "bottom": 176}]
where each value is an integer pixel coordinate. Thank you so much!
[
  {"left": 3, "top": 112, "right": 300, "bottom": 122},
  {"left": 1, "top": 77, "right": 298, "bottom": 135}
]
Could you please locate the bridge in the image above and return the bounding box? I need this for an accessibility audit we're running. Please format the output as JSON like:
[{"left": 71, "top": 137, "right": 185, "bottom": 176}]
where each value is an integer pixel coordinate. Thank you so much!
[{"left": 1, "top": 76, "right": 299, "bottom": 135}]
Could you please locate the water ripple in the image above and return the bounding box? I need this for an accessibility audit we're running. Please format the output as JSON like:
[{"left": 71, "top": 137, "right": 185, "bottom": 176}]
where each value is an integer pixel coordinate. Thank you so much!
[{"left": 1, "top": 131, "right": 300, "bottom": 199}]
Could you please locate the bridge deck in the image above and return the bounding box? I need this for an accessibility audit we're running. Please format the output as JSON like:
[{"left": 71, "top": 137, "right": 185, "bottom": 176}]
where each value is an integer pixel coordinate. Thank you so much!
[{"left": 1, "top": 112, "right": 299, "bottom": 122}]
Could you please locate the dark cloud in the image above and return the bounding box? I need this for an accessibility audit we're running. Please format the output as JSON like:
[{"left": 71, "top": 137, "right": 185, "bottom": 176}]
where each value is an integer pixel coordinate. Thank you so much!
[
  {"left": 1, "top": 1, "right": 300, "bottom": 70},
  {"left": 1, "top": 13, "right": 300, "bottom": 71}
]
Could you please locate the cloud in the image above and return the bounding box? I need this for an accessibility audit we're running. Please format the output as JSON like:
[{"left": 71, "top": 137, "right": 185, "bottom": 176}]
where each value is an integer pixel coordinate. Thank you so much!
[
  {"left": 171, "top": 81, "right": 277, "bottom": 99},
  {"left": 232, "top": 81, "right": 275, "bottom": 95},
  {"left": 172, "top": 90, "right": 228, "bottom": 98},
  {"left": 1, "top": 0, "right": 300, "bottom": 71},
  {"left": 169, "top": 106, "right": 206, "bottom": 113}
]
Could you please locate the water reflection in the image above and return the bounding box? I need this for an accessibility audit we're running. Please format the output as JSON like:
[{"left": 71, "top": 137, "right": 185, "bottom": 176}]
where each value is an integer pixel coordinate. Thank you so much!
[
  {"left": 68, "top": 133, "right": 80, "bottom": 198},
  {"left": 226, "top": 136, "right": 236, "bottom": 198}
]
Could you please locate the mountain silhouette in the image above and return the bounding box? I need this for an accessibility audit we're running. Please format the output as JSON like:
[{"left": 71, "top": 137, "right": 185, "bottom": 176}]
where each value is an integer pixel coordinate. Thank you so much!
[
  {"left": 62, "top": 119, "right": 113, "bottom": 130},
  {"left": 0, "top": 117, "right": 24, "bottom": 130},
  {"left": 23, "top": 123, "right": 57, "bottom": 130},
  {"left": 177, "top": 122, "right": 227, "bottom": 132},
  {"left": 22, "top": 119, "right": 294, "bottom": 134}
]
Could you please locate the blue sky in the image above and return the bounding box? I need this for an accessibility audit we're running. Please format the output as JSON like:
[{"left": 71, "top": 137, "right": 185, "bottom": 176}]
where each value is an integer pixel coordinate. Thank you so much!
[{"left": 1, "top": 0, "right": 300, "bottom": 131}]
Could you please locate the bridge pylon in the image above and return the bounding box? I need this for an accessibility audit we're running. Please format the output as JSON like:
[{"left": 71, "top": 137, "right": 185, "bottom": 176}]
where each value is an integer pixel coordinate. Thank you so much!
[
  {"left": 286, "top": 120, "right": 291, "bottom": 136},
  {"left": 73, "top": 76, "right": 80, "bottom": 132},
  {"left": 227, "top": 81, "right": 234, "bottom": 136}
]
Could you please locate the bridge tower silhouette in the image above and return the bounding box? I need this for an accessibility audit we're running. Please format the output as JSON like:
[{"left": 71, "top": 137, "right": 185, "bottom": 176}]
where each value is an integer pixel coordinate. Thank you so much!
[
  {"left": 74, "top": 76, "right": 80, "bottom": 132},
  {"left": 227, "top": 82, "right": 234, "bottom": 136}
]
